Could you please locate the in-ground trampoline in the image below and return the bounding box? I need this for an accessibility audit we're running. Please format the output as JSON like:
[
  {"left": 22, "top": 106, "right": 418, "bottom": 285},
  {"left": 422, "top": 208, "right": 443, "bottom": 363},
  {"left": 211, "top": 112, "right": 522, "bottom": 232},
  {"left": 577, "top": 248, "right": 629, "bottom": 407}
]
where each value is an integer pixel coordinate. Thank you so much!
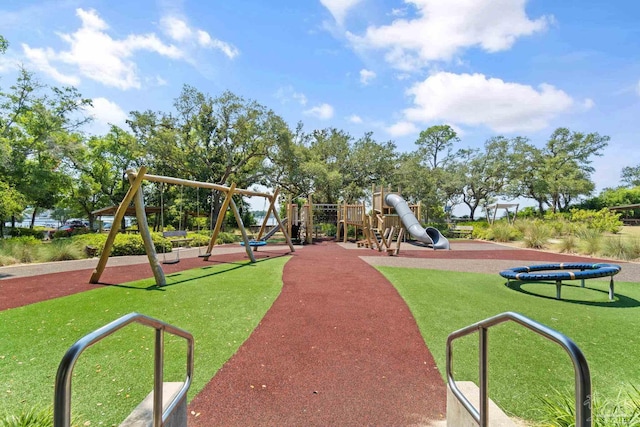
[{"left": 500, "top": 263, "right": 621, "bottom": 300}]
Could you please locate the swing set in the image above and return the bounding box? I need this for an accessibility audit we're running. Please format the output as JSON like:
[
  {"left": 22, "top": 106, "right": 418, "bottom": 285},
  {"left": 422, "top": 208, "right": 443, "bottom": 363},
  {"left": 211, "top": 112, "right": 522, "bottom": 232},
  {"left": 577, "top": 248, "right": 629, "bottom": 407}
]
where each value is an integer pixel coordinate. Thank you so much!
[{"left": 89, "top": 166, "right": 294, "bottom": 287}]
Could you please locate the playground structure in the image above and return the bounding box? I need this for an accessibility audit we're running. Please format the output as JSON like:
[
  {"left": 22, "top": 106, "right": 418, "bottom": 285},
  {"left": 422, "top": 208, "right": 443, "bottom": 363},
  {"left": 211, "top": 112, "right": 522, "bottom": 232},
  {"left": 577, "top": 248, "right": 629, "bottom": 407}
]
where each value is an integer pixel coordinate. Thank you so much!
[
  {"left": 500, "top": 262, "right": 621, "bottom": 300},
  {"left": 338, "top": 186, "right": 450, "bottom": 253},
  {"left": 89, "top": 166, "right": 294, "bottom": 287}
]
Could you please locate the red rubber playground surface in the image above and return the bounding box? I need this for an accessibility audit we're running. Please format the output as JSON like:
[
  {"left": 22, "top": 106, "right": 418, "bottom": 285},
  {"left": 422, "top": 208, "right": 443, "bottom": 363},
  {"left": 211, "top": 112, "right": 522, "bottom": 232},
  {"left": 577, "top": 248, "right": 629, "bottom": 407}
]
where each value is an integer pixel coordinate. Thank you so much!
[{"left": 1, "top": 239, "right": 635, "bottom": 425}]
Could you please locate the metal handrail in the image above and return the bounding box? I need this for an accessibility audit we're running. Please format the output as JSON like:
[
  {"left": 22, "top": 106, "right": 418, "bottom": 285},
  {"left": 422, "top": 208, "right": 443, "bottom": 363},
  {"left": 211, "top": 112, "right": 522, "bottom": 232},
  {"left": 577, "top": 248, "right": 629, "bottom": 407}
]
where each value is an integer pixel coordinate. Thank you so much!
[
  {"left": 446, "top": 311, "right": 591, "bottom": 427},
  {"left": 54, "top": 312, "right": 194, "bottom": 427}
]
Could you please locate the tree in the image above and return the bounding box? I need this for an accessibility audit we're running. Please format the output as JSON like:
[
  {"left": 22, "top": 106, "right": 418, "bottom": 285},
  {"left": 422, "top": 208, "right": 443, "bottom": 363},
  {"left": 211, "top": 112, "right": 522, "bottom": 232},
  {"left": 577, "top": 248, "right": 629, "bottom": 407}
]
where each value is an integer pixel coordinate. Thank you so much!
[
  {"left": 543, "top": 128, "right": 609, "bottom": 212},
  {"left": 458, "top": 137, "right": 515, "bottom": 220},
  {"left": 621, "top": 165, "right": 640, "bottom": 188},
  {"left": 128, "top": 87, "right": 291, "bottom": 224},
  {"left": 0, "top": 35, "right": 7, "bottom": 54},
  {"left": 508, "top": 129, "right": 609, "bottom": 214},
  {"left": 415, "top": 125, "right": 459, "bottom": 169},
  {"left": 0, "top": 181, "right": 26, "bottom": 237},
  {"left": 0, "top": 68, "right": 92, "bottom": 227}
]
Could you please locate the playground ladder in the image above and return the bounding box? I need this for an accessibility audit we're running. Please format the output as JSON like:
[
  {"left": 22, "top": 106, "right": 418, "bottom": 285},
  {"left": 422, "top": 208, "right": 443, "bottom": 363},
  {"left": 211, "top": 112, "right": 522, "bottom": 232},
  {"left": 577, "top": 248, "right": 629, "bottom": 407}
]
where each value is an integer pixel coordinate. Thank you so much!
[
  {"left": 446, "top": 311, "right": 591, "bottom": 427},
  {"left": 54, "top": 312, "right": 194, "bottom": 427}
]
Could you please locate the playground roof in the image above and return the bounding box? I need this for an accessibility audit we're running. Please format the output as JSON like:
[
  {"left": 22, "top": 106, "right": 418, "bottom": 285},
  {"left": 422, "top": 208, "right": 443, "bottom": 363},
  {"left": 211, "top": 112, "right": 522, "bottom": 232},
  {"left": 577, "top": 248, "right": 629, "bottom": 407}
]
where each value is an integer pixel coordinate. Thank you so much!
[
  {"left": 609, "top": 204, "right": 640, "bottom": 211},
  {"left": 485, "top": 203, "right": 519, "bottom": 209}
]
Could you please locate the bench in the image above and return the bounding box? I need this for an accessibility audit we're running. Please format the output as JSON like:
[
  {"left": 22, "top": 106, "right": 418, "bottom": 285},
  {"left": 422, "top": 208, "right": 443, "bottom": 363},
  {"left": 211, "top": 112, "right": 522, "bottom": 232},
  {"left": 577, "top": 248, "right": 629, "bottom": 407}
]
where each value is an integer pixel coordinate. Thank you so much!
[
  {"left": 162, "top": 230, "right": 193, "bottom": 247},
  {"left": 451, "top": 225, "right": 473, "bottom": 238}
]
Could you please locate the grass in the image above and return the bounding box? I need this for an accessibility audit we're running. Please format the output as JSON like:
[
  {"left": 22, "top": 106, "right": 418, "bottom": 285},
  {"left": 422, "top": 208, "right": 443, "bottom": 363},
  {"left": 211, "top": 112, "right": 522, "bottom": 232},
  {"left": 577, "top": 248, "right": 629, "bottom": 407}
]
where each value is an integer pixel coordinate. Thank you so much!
[
  {"left": 0, "top": 256, "right": 288, "bottom": 426},
  {"left": 378, "top": 267, "right": 640, "bottom": 423}
]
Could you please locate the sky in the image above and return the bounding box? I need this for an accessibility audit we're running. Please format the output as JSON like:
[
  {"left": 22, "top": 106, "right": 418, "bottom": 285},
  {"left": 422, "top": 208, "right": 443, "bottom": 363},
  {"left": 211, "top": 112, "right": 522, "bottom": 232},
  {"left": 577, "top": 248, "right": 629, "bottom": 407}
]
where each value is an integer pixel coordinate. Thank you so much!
[{"left": 1, "top": 0, "right": 640, "bottom": 214}]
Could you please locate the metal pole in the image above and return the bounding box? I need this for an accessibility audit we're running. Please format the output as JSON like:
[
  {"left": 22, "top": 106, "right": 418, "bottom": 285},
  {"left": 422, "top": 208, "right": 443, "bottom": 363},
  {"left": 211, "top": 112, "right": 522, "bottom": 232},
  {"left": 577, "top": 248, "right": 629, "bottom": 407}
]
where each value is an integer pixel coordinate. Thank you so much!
[
  {"left": 153, "top": 328, "right": 164, "bottom": 427},
  {"left": 479, "top": 327, "right": 488, "bottom": 427}
]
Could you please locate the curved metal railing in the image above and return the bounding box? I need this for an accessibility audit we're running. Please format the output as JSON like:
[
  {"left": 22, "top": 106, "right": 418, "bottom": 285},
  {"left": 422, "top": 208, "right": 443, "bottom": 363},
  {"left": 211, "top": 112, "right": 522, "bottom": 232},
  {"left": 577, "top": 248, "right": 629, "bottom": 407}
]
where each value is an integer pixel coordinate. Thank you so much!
[
  {"left": 446, "top": 311, "right": 591, "bottom": 426},
  {"left": 54, "top": 312, "right": 194, "bottom": 427}
]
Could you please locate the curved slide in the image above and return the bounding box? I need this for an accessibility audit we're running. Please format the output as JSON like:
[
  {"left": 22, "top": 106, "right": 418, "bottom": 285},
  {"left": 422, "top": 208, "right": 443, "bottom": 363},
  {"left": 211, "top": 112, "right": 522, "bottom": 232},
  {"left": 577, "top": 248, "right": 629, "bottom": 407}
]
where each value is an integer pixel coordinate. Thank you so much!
[{"left": 385, "top": 193, "right": 450, "bottom": 250}]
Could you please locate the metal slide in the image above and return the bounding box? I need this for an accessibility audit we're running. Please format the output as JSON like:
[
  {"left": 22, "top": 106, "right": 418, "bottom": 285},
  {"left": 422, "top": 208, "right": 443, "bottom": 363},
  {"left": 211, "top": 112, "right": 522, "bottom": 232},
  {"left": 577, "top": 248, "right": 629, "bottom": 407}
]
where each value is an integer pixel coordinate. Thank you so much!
[
  {"left": 260, "top": 217, "right": 288, "bottom": 241},
  {"left": 384, "top": 193, "right": 450, "bottom": 250}
]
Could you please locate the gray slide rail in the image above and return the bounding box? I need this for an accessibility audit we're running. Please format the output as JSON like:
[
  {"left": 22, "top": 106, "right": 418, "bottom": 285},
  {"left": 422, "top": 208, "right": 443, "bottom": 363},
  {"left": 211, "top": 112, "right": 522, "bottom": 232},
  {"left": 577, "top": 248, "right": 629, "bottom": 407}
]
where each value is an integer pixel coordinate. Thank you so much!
[{"left": 384, "top": 193, "right": 450, "bottom": 250}]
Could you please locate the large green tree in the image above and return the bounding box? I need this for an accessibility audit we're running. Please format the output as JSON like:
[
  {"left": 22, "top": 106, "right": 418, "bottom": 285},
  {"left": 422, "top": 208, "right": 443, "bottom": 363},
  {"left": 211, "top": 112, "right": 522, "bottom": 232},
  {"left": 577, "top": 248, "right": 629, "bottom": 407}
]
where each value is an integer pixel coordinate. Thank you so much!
[
  {"left": 621, "top": 165, "right": 640, "bottom": 188},
  {"left": 458, "top": 136, "right": 515, "bottom": 220},
  {"left": 128, "top": 86, "right": 291, "bottom": 223},
  {"left": 0, "top": 68, "right": 92, "bottom": 227}
]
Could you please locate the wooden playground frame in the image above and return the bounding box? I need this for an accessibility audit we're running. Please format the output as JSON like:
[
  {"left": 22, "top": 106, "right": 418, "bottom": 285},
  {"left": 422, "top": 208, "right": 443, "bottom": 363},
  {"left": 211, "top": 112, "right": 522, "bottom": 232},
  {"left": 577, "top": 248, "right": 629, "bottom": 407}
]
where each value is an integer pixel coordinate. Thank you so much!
[
  {"left": 336, "top": 186, "right": 420, "bottom": 255},
  {"left": 89, "top": 166, "right": 294, "bottom": 287}
]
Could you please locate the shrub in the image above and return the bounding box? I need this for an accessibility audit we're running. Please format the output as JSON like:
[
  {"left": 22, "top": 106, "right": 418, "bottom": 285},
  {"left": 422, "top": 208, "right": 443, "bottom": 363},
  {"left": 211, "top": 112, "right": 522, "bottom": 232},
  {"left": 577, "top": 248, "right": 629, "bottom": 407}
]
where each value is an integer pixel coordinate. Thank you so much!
[
  {"left": 486, "top": 222, "right": 519, "bottom": 242},
  {"left": 320, "top": 223, "right": 337, "bottom": 237},
  {"left": 188, "top": 232, "right": 210, "bottom": 247},
  {"left": 570, "top": 208, "right": 623, "bottom": 233},
  {"left": 603, "top": 237, "right": 640, "bottom": 261},
  {"left": 0, "top": 255, "right": 18, "bottom": 267},
  {"left": 539, "top": 387, "right": 640, "bottom": 427},
  {"left": 0, "top": 237, "right": 41, "bottom": 263},
  {"left": 522, "top": 221, "right": 551, "bottom": 249},
  {"left": 578, "top": 229, "right": 602, "bottom": 255},
  {"left": 7, "top": 227, "right": 46, "bottom": 239},
  {"left": 216, "top": 231, "right": 239, "bottom": 244},
  {"left": 557, "top": 235, "right": 579, "bottom": 254},
  {"left": 41, "top": 239, "right": 85, "bottom": 262}
]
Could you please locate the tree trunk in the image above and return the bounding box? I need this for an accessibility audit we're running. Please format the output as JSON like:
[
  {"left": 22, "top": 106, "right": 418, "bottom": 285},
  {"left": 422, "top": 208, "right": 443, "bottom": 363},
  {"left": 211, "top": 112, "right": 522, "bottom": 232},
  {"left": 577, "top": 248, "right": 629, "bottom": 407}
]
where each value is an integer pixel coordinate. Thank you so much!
[{"left": 30, "top": 207, "right": 38, "bottom": 228}]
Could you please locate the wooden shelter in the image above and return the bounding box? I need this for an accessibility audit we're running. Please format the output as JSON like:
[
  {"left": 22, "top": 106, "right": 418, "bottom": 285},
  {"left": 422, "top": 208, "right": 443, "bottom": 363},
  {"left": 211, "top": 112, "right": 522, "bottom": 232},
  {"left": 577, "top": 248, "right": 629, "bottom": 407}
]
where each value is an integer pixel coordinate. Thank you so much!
[
  {"left": 485, "top": 203, "right": 519, "bottom": 225},
  {"left": 608, "top": 203, "right": 640, "bottom": 225}
]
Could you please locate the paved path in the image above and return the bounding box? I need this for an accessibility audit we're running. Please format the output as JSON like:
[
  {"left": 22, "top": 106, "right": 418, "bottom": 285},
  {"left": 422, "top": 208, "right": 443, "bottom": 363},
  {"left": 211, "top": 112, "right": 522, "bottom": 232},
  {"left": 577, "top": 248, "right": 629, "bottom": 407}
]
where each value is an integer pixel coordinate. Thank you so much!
[{"left": 187, "top": 239, "right": 446, "bottom": 426}]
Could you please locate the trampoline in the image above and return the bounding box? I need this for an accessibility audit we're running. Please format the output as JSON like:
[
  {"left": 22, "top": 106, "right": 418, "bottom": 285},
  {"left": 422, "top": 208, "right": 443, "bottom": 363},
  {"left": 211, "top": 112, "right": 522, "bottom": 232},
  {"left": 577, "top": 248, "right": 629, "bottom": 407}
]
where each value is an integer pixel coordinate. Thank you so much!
[{"left": 500, "top": 262, "right": 621, "bottom": 300}]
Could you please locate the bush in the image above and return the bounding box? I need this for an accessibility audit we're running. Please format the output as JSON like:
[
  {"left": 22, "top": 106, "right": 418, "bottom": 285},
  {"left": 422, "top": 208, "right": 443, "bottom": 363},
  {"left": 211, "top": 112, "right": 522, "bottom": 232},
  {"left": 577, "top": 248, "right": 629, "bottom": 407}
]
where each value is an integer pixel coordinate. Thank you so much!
[
  {"left": 320, "top": 223, "right": 337, "bottom": 237},
  {"left": 557, "top": 235, "right": 579, "bottom": 254},
  {"left": 216, "top": 232, "right": 239, "bottom": 244},
  {"left": 485, "top": 222, "right": 519, "bottom": 242},
  {"left": 7, "top": 227, "right": 46, "bottom": 239},
  {"left": 578, "top": 229, "right": 602, "bottom": 255},
  {"left": 603, "top": 237, "right": 640, "bottom": 261},
  {"left": 522, "top": 221, "right": 551, "bottom": 249},
  {"left": 570, "top": 208, "right": 623, "bottom": 233},
  {"left": 539, "top": 387, "right": 640, "bottom": 427},
  {"left": 0, "top": 237, "right": 41, "bottom": 263},
  {"left": 41, "top": 239, "right": 85, "bottom": 262}
]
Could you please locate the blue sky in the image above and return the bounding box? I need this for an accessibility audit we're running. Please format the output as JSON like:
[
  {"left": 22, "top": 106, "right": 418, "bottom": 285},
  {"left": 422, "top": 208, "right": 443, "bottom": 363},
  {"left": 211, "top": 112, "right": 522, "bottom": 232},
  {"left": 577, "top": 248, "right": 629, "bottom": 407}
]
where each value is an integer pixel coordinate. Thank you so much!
[{"left": 1, "top": 0, "right": 639, "bottom": 209}]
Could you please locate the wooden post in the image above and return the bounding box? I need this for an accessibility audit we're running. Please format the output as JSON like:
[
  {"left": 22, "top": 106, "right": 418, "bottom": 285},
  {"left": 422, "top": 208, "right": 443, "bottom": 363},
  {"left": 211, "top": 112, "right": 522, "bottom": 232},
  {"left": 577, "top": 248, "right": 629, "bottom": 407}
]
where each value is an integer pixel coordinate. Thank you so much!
[
  {"left": 90, "top": 166, "right": 147, "bottom": 284},
  {"left": 271, "top": 191, "right": 295, "bottom": 252},
  {"left": 129, "top": 170, "right": 166, "bottom": 287},
  {"left": 203, "top": 183, "right": 236, "bottom": 260},
  {"left": 231, "top": 198, "right": 257, "bottom": 263}
]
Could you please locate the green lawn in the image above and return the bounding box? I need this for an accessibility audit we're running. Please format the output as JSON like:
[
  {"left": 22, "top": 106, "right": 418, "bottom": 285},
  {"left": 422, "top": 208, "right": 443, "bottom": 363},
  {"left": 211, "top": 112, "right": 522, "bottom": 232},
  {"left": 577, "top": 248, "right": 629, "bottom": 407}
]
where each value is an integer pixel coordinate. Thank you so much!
[
  {"left": 379, "top": 267, "right": 640, "bottom": 422},
  {"left": 0, "top": 257, "right": 288, "bottom": 426}
]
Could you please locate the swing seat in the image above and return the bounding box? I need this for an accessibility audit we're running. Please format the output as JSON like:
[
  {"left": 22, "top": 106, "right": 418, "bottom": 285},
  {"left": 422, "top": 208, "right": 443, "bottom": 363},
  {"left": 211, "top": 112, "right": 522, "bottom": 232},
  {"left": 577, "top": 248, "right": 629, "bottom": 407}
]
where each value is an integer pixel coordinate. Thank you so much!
[
  {"left": 198, "top": 253, "right": 211, "bottom": 258},
  {"left": 240, "top": 240, "right": 267, "bottom": 251},
  {"left": 241, "top": 240, "right": 267, "bottom": 247},
  {"left": 162, "top": 258, "right": 180, "bottom": 265}
]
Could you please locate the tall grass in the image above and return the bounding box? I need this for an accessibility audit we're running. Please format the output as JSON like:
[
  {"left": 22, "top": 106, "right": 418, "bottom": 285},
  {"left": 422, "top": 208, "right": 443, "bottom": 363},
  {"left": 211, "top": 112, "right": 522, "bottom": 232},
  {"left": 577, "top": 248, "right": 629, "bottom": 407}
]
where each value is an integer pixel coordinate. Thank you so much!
[
  {"left": 577, "top": 228, "right": 603, "bottom": 255},
  {"left": 603, "top": 237, "right": 640, "bottom": 261},
  {"left": 557, "top": 235, "right": 579, "bottom": 254},
  {"left": 487, "top": 222, "right": 519, "bottom": 242},
  {"left": 540, "top": 388, "right": 640, "bottom": 427},
  {"left": 522, "top": 221, "right": 551, "bottom": 249}
]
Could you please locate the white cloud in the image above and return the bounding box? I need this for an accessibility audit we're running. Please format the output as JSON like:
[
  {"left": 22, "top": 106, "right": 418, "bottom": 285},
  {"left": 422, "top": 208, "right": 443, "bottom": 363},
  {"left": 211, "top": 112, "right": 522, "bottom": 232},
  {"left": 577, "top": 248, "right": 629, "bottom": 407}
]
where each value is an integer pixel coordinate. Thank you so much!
[
  {"left": 161, "top": 15, "right": 192, "bottom": 42},
  {"left": 85, "top": 97, "right": 128, "bottom": 134},
  {"left": 386, "top": 121, "right": 419, "bottom": 137},
  {"left": 275, "top": 85, "right": 308, "bottom": 106},
  {"left": 304, "top": 103, "right": 334, "bottom": 120},
  {"left": 359, "top": 69, "right": 376, "bottom": 85},
  {"left": 347, "top": 0, "right": 550, "bottom": 71},
  {"left": 320, "top": 0, "right": 363, "bottom": 25},
  {"left": 159, "top": 16, "right": 239, "bottom": 58},
  {"left": 21, "top": 8, "right": 238, "bottom": 90},
  {"left": 22, "top": 8, "right": 184, "bottom": 89},
  {"left": 349, "top": 114, "right": 363, "bottom": 124},
  {"left": 403, "top": 72, "right": 575, "bottom": 133},
  {"left": 22, "top": 44, "right": 81, "bottom": 86}
]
